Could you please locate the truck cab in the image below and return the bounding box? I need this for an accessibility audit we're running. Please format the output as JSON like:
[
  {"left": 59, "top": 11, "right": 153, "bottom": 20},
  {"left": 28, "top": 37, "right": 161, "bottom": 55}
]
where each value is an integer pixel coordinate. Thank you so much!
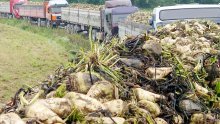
[
  {"left": 103, "top": 0, "right": 138, "bottom": 38},
  {"left": 104, "top": 6, "right": 138, "bottom": 37},
  {"left": 61, "top": 0, "right": 137, "bottom": 40},
  {"left": 45, "top": 0, "right": 68, "bottom": 27},
  {"left": 151, "top": 4, "right": 220, "bottom": 30}
]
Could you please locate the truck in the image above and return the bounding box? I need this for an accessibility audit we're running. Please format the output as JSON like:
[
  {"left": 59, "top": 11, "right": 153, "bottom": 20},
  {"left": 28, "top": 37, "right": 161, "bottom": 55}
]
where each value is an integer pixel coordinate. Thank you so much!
[
  {"left": 0, "top": 2, "right": 11, "bottom": 18},
  {"left": 1, "top": 0, "right": 68, "bottom": 27},
  {"left": 61, "top": 0, "right": 138, "bottom": 41},
  {"left": 16, "top": 0, "right": 68, "bottom": 27},
  {"left": 118, "top": 4, "right": 220, "bottom": 38}
]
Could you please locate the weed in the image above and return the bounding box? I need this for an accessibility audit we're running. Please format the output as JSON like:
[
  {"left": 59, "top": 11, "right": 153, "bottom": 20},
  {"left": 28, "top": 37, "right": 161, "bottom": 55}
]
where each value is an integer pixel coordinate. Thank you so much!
[{"left": 55, "top": 83, "right": 67, "bottom": 98}]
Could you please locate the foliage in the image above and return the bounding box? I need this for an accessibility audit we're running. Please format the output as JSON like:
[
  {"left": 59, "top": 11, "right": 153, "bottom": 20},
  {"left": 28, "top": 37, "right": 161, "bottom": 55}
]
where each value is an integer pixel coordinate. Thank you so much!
[
  {"left": 1, "top": 0, "right": 219, "bottom": 8},
  {"left": 216, "top": 82, "right": 220, "bottom": 95},
  {"left": 132, "top": 0, "right": 220, "bottom": 8},
  {"left": 0, "top": 19, "right": 89, "bottom": 53},
  {"left": 68, "top": 0, "right": 220, "bottom": 8},
  {"left": 55, "top": 83, "right": 67, "bottom": 98},
  {"left": 65, "top": 107, "right": 85, "bottom": 123},
  {"left": 69, "top": 28, "right": 122, "bottom": 83}
]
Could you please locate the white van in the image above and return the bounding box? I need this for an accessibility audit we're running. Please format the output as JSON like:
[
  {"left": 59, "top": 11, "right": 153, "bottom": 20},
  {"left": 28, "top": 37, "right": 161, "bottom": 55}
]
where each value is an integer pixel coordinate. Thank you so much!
[{"left": 151, "top": 4, "right": 220, "bottom": 29}]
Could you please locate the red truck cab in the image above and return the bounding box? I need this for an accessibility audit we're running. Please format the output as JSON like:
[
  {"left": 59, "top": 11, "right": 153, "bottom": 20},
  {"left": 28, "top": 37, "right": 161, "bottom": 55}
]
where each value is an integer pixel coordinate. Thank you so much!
[
  {"left": 10, "top": 0, "right": 68, "bottom": 27},
  {"left": 10, "top": 0, "right": 27, "bottom": 18}
]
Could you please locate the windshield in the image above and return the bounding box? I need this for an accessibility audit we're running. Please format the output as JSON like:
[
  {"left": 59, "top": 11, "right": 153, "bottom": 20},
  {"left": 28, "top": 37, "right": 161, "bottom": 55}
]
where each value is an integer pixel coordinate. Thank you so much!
[
  {"left": 49, "top": 7, "right": 61, "bottom": 13},
  {"left": 159, "top": 8, "right": 220, "bottom": 21}
]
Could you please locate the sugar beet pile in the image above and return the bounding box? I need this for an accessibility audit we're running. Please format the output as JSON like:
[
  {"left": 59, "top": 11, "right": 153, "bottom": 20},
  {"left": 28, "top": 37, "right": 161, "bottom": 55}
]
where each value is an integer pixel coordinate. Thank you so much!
[
  {"left": 0, "top": 20, "right": 220, "bottom": 124},
  {"left": 126, "top": 11, "right": 152, "bottom": 25}
]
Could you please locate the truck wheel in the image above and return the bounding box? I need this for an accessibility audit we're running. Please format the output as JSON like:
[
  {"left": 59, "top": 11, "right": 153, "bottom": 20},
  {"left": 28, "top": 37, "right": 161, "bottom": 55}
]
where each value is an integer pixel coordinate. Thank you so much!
[
  {"left": 28, "top": 17, "right": 31, "bottom": 23},
  {"left": 46, "top": 20, "right": 50, "bottom": 28},
  {"left": 70, "top": 25, "right": 74, "bottom": 34},
  {"left": 37, "top": 18, "right": 41, "bottom": 27},
  {"left": 73, "top": 25, "right": 77, "bottom": 33},
  {"left": 73, "top": 25, "right": 79, "bottom": 33},
  {"left": 68, "top": 24, "right": 72, "bottom": 33},
  {"left": 66, "top": 24, "right": 69, "bottom": 33},
  {"left": 8, "top": 14, "right": 12, "bottom": 19},
  {"left": 52, "top": 22, "right": 57, "bottom": 28},
  {"left": 92, "top": 29, "right": 97, "bottom": 41},
  {"left": 68, "top": 24, "right": 72, "bottom": 34}
]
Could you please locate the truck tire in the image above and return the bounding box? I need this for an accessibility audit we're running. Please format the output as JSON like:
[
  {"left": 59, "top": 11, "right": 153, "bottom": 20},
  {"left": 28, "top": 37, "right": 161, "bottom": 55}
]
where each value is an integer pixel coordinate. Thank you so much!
[
  {"left": 74, "top": 25, "right": 81, "bottom": 33},
  {"left": 66, "top": 24, "right": 70, "bottom": 33},
  {"left": 68, "top": 24, "right": 72, "bottom": 34},
  {"left": 46, "top": 20, "right": 51, "bottom": 28},
  {"left": 28, "top": 17, "right": 31, "bottom": 23},
  {"left": 8, "top": 14, "right": 12, "bottom": 19},
  {"left": 52, "top": 22, "right": 57, "bottom": 28},
  {"left": 69, "top": 24, "right": 72, "bottom": 33},
  {"left": 37, "top": 18, "right": 41, "bottom": 27},
  {"left": 70, "top": 24, "right": 74, "bottom": 34},
  {"left": 73, "top": 25, "right": 77, "bottom": 33}
]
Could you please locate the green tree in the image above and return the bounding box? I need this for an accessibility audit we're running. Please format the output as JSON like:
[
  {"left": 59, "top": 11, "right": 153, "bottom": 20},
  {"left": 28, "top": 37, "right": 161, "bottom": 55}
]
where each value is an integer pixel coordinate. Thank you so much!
[{"left": 68, "top": 0, "right": 220, "bottom": 8}]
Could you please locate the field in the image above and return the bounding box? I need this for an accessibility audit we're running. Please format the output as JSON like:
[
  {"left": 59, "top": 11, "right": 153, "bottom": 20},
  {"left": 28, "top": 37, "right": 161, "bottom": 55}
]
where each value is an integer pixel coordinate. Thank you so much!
[{"left": 0, "top": 19, "right": 88, "bottom": 103}]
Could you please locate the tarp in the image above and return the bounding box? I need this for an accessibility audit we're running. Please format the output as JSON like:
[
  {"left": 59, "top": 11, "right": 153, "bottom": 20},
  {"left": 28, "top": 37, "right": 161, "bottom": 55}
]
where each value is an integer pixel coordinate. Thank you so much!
[{"left": 105, "top": 0, "right": 132, "bottom": 8}]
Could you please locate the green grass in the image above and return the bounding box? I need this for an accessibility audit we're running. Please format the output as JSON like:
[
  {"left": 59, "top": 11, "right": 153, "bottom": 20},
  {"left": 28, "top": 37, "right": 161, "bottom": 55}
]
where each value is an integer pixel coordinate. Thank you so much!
[
  {"left": 0, "top": 19, "right": 89, "bottom": 52},
  {"left": 0, "top": 19, "right": 89, "bottom": 102}
]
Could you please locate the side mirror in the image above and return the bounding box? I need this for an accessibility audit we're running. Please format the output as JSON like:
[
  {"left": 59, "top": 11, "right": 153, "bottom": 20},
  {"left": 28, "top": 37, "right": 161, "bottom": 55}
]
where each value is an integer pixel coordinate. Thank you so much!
[{"left": 149, "top": 18, "right": 153, "bottom": 26}]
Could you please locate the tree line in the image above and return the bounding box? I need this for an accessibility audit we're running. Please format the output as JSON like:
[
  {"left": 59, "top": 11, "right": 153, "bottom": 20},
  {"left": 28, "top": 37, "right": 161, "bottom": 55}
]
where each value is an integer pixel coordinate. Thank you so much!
[
  {"left": 68, "top": 0, "right": 220, "bottom": 8},
  {"left": 133, "top": 0, "right": 220, "bottom": 8}
]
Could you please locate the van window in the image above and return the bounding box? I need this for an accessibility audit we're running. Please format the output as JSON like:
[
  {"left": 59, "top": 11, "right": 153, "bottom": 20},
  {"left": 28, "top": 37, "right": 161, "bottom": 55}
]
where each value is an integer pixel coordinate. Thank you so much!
[{"left": 159, "top": 8, "right": 220, "bottom": 21}]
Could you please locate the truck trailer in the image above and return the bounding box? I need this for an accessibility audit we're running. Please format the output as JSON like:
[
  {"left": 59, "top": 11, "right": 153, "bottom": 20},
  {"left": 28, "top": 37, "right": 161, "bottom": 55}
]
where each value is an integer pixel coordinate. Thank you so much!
[
  {"left": 0, "top": 2, "right": 11, "bottom": 18},
  {"left": 16, "top": 0, "right": 68, "bottom": 27},
  {"left": 1, "top": 0, "right": 68, "bottom": 27},
  {"left": 61, "top": 0, "right": 138, "bottom": 41}
]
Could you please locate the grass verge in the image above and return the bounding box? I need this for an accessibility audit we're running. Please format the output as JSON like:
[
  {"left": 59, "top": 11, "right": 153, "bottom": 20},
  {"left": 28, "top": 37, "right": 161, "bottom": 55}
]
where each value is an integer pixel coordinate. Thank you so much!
[{"left": 0, "top": 19, "right": 89, "bottom": 102}]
